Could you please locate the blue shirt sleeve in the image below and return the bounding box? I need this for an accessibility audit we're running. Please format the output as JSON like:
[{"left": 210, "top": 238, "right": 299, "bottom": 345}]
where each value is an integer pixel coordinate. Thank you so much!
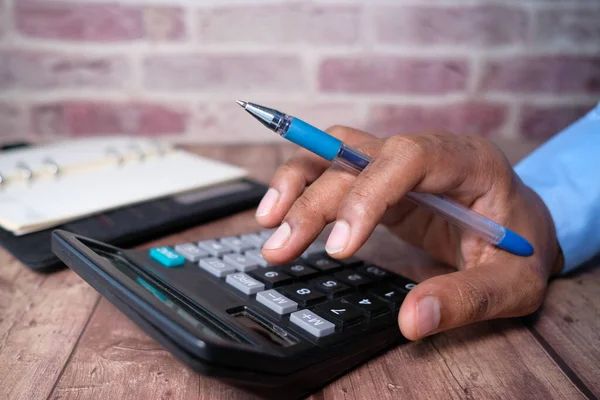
[{"left": 514, "top": 102, "right": 600, "bottom": 274}]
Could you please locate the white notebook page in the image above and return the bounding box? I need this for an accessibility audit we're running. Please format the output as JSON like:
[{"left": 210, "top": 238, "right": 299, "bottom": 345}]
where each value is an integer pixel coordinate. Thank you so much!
[{"left": 0, "top": 151, "right": 247, "bottom": 235}]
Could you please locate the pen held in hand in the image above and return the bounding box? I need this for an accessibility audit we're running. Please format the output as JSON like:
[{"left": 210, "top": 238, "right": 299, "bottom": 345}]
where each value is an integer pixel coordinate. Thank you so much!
[{"left": 237, "top": 100, "right": 534, "bottom": 257}]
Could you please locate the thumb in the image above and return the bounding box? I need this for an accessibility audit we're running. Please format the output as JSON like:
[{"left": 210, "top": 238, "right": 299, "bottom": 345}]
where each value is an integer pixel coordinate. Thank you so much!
[{"left": 397, "top": 262, "right": 546, "bottom": 340}]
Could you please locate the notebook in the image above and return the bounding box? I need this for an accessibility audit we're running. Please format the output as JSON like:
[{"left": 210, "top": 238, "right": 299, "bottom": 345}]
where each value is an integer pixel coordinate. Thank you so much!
[{"left": 0, "top": 137, "right": 248, "bottom": 235}]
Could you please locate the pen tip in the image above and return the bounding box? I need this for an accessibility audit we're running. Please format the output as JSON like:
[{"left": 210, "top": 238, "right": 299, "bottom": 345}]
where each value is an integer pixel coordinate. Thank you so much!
[{"left": 236, "top": 100, "right": 247, "bottom": 108}]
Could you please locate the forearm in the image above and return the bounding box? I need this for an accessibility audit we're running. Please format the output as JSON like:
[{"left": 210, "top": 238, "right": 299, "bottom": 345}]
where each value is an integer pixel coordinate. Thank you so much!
[{"left": 515, "top": 102, "right": 600, "bottom": 274}]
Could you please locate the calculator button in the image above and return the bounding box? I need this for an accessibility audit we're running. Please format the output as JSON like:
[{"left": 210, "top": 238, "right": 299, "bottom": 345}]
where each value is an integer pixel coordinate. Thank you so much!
[
  {"left": 222, "top": 253, "right": 259, "bottom": 272},
  {"left": 197, "top": 240, "right": 234, "bottom": 257},
  {"left": 258, "top": 229, "right": 277, "bottom": 239},
  {"left": 300, "top": 242, "right": 326, "bottom": 259},
  {"left": 333, "top": 270, "right": 372, "bottom": 288},
  {"left": 174, "top": 243, "right": 209, "bottom": 262},
  {"left": 226, "top": 273, "right": 265, "bottom": 295},
  {"left": 338, "top": 256, "right": 363, "bottom": 267},
  {"left": 342, "top": 294, "right": 389, "bottom": 318},
  {"left": 369, "top": 284, "right": 407, "bottom": 309},
  {"left": 244, "top": 250, "right": 269, "bottom": 267},
  {"left": 304, "top": 254, "right": 342, "bottom": 272},
  {"left": 149, "top": 247, "right": 185, "bottom": 268},
  {"left": 199, "top": 257, "right": 237, "bottom": 277},
  {"left": 282, "top": 284, "right": 326, "bottom": 307},
  {"left": 389, "top": 276, "right": 418, "bottom": 293},
  {"left": 290, "top": 310, "right": 335, "bottom": 338},
  {"left": 249, "top": 267, "right": 294, "bottom": 288},
  {"left": 312, "top": 277, "right": 352, "bottom": 298},
  {"left": 280, "top": 263, "right": 319, "bottom": 279},
  {"left": 220, "top": 236, "right": 256, "bottom": 253},
  {"left": 239, "top": 233, "right": 264, "bottom": 247},
  {"left": 356, "top": 265, "right": 390, "bottom": 281},
  {"left": 316, "top": 300, "right": 364, "bottom": 328},
  {"left": 256, "top": 290, "right": 298, "bottom": 315}
]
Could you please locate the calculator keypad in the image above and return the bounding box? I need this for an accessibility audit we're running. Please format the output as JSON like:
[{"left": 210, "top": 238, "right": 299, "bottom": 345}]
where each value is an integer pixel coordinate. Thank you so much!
[
  {"left": 342, "top": 294, "right": 389, "bottom": 318},
  {"left": 290, "top": 310, "right": 335, "bottom": 338},
  {"left": 222, "top": 253, "right": 259, "bottom": 272},
  {"left": 280, "top": 263, "right": 319, "bottom": 279},
  {"left": 311, "top": 276, "right": 352, "bottom": 299},
  {"left": 316, "top": 300, "right": 364, "bottom": 328},
  {"left": 244, "top": 250, "right": 269, "bottom": 267},
  {"left": 197, "top": 240, "right": 234, "bottom": 257},
  {"left": 249, "top": 267, "right": 294, "bottom": 288},
  {"left": 199, "top": 257, "right": 236, "bottom": 277},
  {"left": 174, "top": 243, "right": 209, "bottom": 262},
  {"left": 283, "top": 284, "right": 326, "bottom": 307},
  {"left": 256, "top": 290, "right": 298, "bottom": 315},
  {"left": 333, "top": 270, "right": 372, "bottom": 288},
  {"left": 304, "top": 253, "right": 343, "bottom": 272},
  {"left": 149, "top": 230, "right": 417, "bottom": 340},
  {"left": 226, "top": 272, "right": 265, "bottom": 295}
]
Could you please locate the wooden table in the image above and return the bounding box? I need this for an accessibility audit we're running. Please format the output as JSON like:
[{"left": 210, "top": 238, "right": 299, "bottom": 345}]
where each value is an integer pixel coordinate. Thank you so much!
[{"left": 1, "top": 142, "right": 599, "bottom": 400}]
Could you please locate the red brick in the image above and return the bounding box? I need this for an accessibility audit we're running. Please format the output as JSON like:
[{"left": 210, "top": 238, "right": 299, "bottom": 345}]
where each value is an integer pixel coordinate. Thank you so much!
[
  {"left": 193, "top": 102, "right": 363, "bottom": 142},
  {"left": 31, "top": 102, "right": 188, "bottom": 136},
  {"left": 0, "top": 50, "right": 129, "bottom": 90},
  {"left": 15, "top": 1, "right": 184, "bottom": 41},
  {"left": 534, "top": 9, "right": 600, "bottom": 48},
  {"left": 0, "top": 103, "right": 24, "bottom": 139},
  {"left": 520, "top": 104, "right": 594, "bottom": 139},
  {"left": 374, "top": 5, "right": 528, "bottom": 46},
  {"left": 480, "top": 57, "right": 600, "bottom": 94},
  {"left": 367, "top": 102, "right": 508, "bottom": 137},
  {"left": 0, "top": 0, "right": 7, "bottom": 40},
  {"left": 319, "top": 57, "right": 468, "bottom": 94},
  {"left": 144, "top": 54, "right": 305, "bottom": 91},
  {"left": 198, "top": 4, "right": 359, "bottom": 45}
]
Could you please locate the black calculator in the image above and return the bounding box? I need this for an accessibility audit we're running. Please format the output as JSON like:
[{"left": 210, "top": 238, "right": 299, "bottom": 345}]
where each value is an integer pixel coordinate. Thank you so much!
[{"left": 51, "top": 229, "right": 417, "bottom": 399}]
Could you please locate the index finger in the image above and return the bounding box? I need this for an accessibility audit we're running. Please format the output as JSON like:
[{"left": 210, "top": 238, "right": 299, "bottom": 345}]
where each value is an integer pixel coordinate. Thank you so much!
[{"left": 256, "top": 125, "right": 375, "bottom": 228}]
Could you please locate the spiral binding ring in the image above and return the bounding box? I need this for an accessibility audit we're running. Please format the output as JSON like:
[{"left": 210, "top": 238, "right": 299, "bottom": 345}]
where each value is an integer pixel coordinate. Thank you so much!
[
  {"left": 42, "top": 158, "right": 60, "bottom": 176},
  {"left": 15, "top": 161, "right": 33, "bottom": 181},
  {"left": 128, "top": 144, "right": 146, "bottom": 161},
  {"left": 106, "top": 147, "right": 124, "bottom": 166}
]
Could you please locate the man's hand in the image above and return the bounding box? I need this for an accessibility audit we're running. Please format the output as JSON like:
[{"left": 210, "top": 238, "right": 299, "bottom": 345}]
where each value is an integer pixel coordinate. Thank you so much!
[{"left": 255, "top": 126, "right": 563, "bottom": 340}]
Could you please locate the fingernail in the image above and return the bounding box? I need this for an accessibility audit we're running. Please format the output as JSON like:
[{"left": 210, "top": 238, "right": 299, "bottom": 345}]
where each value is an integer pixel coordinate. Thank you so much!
[
  {"left": 263, "top": 222, "right": 291, "bottom": 250},
  {"left": 416, "top": 296, "right": 441, "bottom": 338},
  {"left": 326, "top": 220, "right": 350, "bottom": 255},
  {"left": 256, "top": 188, "right": 280, "bottom": 217}
]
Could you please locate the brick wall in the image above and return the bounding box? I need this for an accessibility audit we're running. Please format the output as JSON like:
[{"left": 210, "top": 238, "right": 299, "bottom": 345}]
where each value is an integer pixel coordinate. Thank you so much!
[{"left": 0, "top": 0, "right": 599, "bottom": 145}]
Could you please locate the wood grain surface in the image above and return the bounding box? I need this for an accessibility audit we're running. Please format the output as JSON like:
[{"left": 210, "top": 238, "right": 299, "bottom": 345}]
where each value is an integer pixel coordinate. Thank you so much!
[{"left": 0, "top": 142, "right": 598, "bottom": 400}]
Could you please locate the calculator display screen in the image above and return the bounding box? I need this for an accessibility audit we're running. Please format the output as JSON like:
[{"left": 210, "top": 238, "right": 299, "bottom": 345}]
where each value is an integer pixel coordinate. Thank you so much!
[{"left": 91, "top": 245, "right": 245, "bottom": 344}]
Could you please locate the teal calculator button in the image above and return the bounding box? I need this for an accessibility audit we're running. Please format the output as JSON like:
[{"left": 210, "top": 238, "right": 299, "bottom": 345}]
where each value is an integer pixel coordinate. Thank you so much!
[{"left": 149, "top": 247, "right": 185, "bottom": 267}]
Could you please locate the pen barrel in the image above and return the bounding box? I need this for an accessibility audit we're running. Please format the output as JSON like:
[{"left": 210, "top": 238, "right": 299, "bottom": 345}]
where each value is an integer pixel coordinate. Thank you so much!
[
  {"left": 334, "top": 143, "right": 371, "bottom": 174},
  {"left": 406, "top": 192, "right": 506, "bottom": 244},
  {"left": 332, "top": 144, "right": 506, "bottom": 245}
]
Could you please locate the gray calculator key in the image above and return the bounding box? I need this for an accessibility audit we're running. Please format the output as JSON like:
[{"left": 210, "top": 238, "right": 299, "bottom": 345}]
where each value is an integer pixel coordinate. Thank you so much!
[
  {"left": 220, "top": 236, "right": 256, "bottom": 252},
  {"left": 199, "top": 257, "right": 236, "bottom": 277},
  {"left": 244, "top": 250, "right": 269, "bottom": 267},
  {"left": 174, "top": 243, "right": 209, "bottom": 262},
  {"left": 197, "top": 240, "right": 234, "bottom": 257},
  {"left": 223, "top": 253, "right": 259, "bottom": 272},
  {"left": 301, "top": 242, "right": 326, "bottom": 258},
  {"left": 226, "top": 273, "right": 265, "bottom": 295},
  {"left": 256, "top": 290, "right": 298, "bottom": 315},
  {"left": 240, "top": 233, "right": 265, "bottom": 247},
  {"left": 290, "top": 310, "right": 335, "bottom": 337},
  {"left": 258, "top": 229, "right": 277, "bottom": 239}
]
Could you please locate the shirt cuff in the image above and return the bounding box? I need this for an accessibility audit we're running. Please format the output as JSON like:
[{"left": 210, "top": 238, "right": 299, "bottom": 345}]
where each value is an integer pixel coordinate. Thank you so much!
[{"left": 514, "top": 102, "right": 600, "bottom": 274}]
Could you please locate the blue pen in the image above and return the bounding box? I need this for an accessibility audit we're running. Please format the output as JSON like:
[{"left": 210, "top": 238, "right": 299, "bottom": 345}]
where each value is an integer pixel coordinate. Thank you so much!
[{"left": 237, "top": 100, "right": 534, "bottom": 257}]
